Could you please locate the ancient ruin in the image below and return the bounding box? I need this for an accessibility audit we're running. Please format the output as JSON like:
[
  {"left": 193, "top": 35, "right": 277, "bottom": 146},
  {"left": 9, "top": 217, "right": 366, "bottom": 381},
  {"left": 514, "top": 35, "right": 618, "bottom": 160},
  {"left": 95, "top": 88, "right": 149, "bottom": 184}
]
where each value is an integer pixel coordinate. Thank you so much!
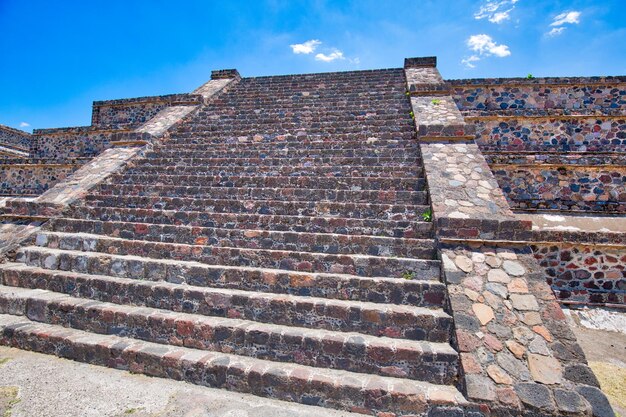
[{"left": 0, "top": 57, "right": 622, "bottom": 416}]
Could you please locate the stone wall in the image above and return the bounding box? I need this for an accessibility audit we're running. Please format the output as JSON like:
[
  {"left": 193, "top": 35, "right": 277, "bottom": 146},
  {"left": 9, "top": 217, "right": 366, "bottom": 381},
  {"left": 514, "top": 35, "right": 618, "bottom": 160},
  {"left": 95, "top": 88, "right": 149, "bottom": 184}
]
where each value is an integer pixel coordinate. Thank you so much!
[
  {"left": 472, "top": 116, "right": 626, "bottom": 152},
  {"left": 0, "top": 159, "right": 81, "bottom": 196},
  {"left": 29, "top": 127, "right": 119, "bottom": 159},
  {"left": 449, "top": 77, "right": 626, "bottom": 112},
  {"left": 0, "top": 124, "right": 31, "bottom": 151},
  {"left": 532, "top": 243, "right": 626, "bottom": 305},
  {"left": 91, "top": 94, "right": 203, "bottom": 129},
  {"left": 490, "top": 162, "right": 626, "bottom": 213}
]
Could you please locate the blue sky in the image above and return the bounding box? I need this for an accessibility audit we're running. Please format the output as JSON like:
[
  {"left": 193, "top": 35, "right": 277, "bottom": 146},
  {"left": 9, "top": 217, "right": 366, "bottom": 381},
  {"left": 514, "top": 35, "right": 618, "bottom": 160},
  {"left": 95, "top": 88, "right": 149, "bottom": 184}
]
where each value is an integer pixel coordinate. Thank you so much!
[{"left": 1, "top": 0, "right": 624, "bottom": 131}]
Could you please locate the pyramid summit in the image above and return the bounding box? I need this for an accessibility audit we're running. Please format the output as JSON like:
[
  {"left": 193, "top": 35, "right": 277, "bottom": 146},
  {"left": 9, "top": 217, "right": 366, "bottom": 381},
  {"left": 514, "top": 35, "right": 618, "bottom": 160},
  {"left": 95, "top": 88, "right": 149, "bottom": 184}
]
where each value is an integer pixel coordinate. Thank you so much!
[{"left": 0, "top": 56, "right": 623, "bottom": 416}]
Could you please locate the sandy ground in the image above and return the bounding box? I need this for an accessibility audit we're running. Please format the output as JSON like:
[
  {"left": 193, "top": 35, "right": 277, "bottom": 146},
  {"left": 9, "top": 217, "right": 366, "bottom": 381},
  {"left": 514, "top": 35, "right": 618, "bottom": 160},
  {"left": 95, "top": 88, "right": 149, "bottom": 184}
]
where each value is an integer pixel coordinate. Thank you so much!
[
  {"left": 565, "top": 307, "right": 626, "bottom": 417},
  {"left": 0, "top": 307, "right": 623, "bottom": 417}
]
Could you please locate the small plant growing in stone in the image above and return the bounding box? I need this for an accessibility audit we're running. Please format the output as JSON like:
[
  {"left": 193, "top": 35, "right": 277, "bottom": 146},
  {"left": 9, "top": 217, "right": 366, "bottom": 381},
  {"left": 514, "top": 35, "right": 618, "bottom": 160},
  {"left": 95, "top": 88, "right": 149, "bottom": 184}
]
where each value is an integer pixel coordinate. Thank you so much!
[
  {"left": 402, "top": 271, "right": 417, "bottom": 280},
  {"left": 405, "top": 90, "right": 411, "bottom": 96},
  {"left": 526, "top": 74, "right": 534, "bottom": 79},
  {"left": 409, "top": 111, "right": 415, "bottom": 119},
  {"left": 421, "top": 208, "right": 432, "bottom": 222},
  {"left": 431, "top": 99, "right": 441, "bottom": 105}
]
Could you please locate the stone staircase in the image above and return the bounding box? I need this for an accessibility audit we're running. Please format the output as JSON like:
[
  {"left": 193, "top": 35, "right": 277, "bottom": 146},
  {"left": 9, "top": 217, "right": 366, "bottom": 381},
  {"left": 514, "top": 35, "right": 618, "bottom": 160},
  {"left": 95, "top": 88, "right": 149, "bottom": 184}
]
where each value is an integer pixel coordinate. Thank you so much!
[{"left": 0, "top": 69, "right": 468, "bottom": 415}]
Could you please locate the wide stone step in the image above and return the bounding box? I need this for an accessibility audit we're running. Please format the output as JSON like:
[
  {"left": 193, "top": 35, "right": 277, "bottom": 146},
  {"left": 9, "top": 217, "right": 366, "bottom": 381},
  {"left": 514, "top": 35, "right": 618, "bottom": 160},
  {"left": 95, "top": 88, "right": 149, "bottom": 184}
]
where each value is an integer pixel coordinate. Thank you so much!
[
  {"left": 16, "top": 246, "right": 443, "bottom": 304},
  {"left": 83, "top": 195, "right": 430, "bottom": 222},
  {"left": 108, "top": 174, "right": 425, "bottom": 192},
  {"left": 50, "top": 218, "right": 436, "bottom": 258},
  {"left": 0, "top": 286, "right": 458, "bottom": 383},
  {"left": 33, "top": 232, "right": 440, "bottom": 278},
  {"left": 146, "top": 147, "right": 419, "bottom": 159},
  {"left": 0, "top": 263, "right": 452, "bottom": 338},
  {"left": 93, "top": 184, "right": 429, "bottom": 205},
  {"left": 0, "top": 314, "right": 467, "bottom": 416},
  {"left": 141, "top": 156, "right": 420, "bottom": 167},
  {"left": 69, "top": 206, "right": 433, "bottom": 239},
  {"left": 126, "top": 164, "right": 422, "bottom": 178},
  {"left": 170, "top": 131, "right": 416, "bottom": 143},
  {"left": 157, "top": 138, "right": 419, "bottom": 151}
]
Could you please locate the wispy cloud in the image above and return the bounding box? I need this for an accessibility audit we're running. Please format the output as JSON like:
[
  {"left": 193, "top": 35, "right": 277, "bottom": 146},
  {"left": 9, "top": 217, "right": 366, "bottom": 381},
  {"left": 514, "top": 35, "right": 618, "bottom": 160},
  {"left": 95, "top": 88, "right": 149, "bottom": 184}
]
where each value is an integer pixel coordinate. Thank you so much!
[
  {"left": 462, "top": 34, "right": 511, "bottom": 68},
  {"left": 19, "top": 122, "right": 30, "bottom": 128},
  {"left": 315, "top": 50, "right": 344, "bottom": 62},
  {"left": 290, "top": 39, "right": 321, "bottom": 54},
  {"left": 461, "top": 55, "right": 480, "bottom": 69},
  {"left": 474, "top": 0, "right": 519, "bottom": 24},
  {"left": 291, "top": 40, "right": 357, "bottom": 64},
  {"left": 547, "top": 11, "right": 581, "bottom": 36},
  {"left": 551, "top": 11, "right": 581, "bottom": 26}
]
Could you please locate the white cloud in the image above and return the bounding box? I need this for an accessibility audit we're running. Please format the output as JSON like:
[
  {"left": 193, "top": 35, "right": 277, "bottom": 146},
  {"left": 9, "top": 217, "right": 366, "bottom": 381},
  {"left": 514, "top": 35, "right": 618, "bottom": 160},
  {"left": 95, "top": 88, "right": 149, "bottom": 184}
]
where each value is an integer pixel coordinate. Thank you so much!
[
  {"left": 547, "top": 27, "right": 566, "bottom": 37},
  {"left": 467, "top": 34, "right": 511, "bottom": 57},
  {"left": 550, "top": 11, "right": 581, "bottom": 26},
  {"left": 462, "top": 34, "right": 510, "bottom": 69},
  {"left": 474, "top": 0, "right": 519, "bottom": 24},
  {"left": 19, "top": 122, "right": 30, "bottom": 128},
  {"left": 290, "top": 39, "right": 321, "bottom": 54},
  {"left": 461, "top": 55, "right": 480, "bottom": 69},
  {"left": 315, "top": 50, "right": 345, "bottom": 62}
]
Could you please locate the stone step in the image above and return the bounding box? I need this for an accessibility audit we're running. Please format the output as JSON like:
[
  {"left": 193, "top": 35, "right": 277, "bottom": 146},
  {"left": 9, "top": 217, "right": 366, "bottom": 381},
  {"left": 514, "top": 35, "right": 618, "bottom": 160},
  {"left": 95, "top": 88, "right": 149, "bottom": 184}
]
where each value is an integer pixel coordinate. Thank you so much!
[
  {"left": 0, "top": 314, "right": 467, "bottom": 416},
  {"left": 0, "top": 286, "right": 458, "bottom": 383},
  {"left": 16, "top": 246, "right": 443, "bottom": 303},
  {"left": 107, "top": 174, "right": 425, "bottom": 192},
  {"left": 50, "top": 218, "right": 436, "bottom": 258},
  {"left": 157, "top": 138, "right": 418, "bottom": 151},
  {"left": 140, "top": 156, "right": 420, "bottom": 167},
  {"left": 170, "top": 131, "right": 416, "bottom": 143},
  {"left": 146, "top": 147, "right": 419, "bottom": 159},
  {"left": 68, "top": 206, "right": 433, "bottom": 239},
  {"left": 83, "top": 195, "right": 430, "bottom": 222},
  {"left": 33, "top": 232, "right": 440, "bottom": 278},
  {"left": 125, "top": 164, "right": 422, "bottom": 178},
  {"left": 92, "top": 184, "right": 429, "bottom": 205},
  {"left": 0, "top": 263, "right": 452, "bottom": 337}
]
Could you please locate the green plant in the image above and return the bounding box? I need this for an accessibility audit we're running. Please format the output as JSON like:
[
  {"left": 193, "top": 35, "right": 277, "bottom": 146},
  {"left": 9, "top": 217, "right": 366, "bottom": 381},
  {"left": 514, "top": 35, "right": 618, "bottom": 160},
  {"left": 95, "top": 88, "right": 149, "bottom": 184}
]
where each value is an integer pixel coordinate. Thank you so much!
[
  {"left": 431, "top": 99, "right": 441, "bottom": 105},
  {"left": 409, "top": 111, "right": 414, "bottom": 119},
  {"left": 402, "top": 271, "right": 417, "bottom": 280},
  {"left": 526, "top": 74, "right": 535, "bottom": 79},
  {"left": 421, "top": 208, "right": 432, "bottom": 222},
  {"left": 405, "top": 90, "right": 411, "bottom": 96}
]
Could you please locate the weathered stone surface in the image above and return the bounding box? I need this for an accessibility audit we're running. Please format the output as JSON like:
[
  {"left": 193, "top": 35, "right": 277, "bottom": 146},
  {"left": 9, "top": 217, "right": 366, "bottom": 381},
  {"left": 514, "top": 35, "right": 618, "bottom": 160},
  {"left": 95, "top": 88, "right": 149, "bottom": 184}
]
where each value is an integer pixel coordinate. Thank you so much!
[
  {"left": 528, "top": 354, "right": 562, "bottom": 384},
  {"left": 465, "top": 374, "right": 496, "bottom": 401},
  {"left": 564, "top": 364, "right": 600, "bottom": 388},
  {"left": 472, "top": 303, "right": 494, "bottom": 325},
  {"left": 487, "top": 269, "right": 511, "bottom": 284},
  {"left": 554, "top": 389, "right": 590, "bottom": 415},
  {"left": 510, "top": 294, "right": 539, "bottom": 311},
  {"left": 515, "top": 383, "right": 555, "bottom": 412},
  {"left": 487, "top": 364, "right": 513, "bottom": 385}
]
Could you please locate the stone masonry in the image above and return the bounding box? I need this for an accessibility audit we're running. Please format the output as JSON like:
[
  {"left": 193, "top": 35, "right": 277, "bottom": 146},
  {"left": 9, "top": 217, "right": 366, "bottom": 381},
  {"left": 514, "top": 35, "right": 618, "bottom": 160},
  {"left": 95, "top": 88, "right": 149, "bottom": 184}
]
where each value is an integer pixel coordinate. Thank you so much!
[{"left": 0, "top": 57, "right": 620, "bottom": 416}]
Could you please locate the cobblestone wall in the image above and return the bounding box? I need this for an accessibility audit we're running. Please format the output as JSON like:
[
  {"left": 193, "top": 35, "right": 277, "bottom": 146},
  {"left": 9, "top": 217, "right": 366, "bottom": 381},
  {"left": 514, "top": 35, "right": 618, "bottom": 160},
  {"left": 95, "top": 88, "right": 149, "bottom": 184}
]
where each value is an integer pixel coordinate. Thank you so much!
[
  {"left": 0, "top": 160, "right": 81, "bottom": 196},
  {"left": 449, "top": 77, "right": 626, "bottom": 111},
  {"left": 0, "top": 124, "right": 31, "bottom": 150},
  {"left": 532, "top": 243, "right": 626, "bottom": 305},
  {"left": 473, "top": 117, "right": 626, "bottom": 152},
  {"left": 30, "top": 127, "right": 117, "bottom": 159},
  {"left": 91, "top": 94, "right": 203, "bottom": 129},
  {"left": 491, "top": 164, "right": 626, "bottom": 213}
]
